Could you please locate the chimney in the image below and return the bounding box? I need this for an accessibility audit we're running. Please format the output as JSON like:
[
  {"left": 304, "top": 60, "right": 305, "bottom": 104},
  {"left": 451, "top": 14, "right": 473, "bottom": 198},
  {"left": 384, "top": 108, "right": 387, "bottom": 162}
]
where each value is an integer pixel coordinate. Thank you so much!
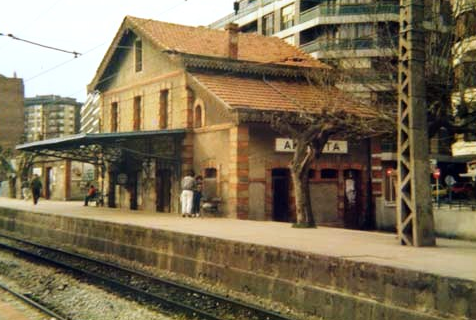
[{"left": 225, "top": 23, "right": 239, "bottom": 59}]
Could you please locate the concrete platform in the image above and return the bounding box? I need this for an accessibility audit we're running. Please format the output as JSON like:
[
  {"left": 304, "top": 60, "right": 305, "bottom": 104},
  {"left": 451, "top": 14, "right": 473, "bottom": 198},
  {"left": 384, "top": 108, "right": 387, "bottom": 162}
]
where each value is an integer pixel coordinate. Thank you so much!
[
  {"left": 0, "top": 198, "right": 475, "bottom": 320},
  {"left": 1, "top": 198, "right": 474, "bottom": 281}
]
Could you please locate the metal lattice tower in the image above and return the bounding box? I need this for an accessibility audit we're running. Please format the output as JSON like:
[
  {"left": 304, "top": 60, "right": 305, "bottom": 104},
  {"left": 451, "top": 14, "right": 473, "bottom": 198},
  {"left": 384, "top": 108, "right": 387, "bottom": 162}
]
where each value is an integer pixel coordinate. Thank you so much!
[{"left": 397, "top": 0, "right": 436, "bottom": 246}]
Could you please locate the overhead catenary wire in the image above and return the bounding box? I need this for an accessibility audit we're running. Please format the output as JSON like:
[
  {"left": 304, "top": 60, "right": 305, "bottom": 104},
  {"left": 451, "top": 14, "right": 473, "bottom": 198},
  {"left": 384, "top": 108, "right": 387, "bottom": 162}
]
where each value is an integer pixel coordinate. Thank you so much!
[
  {"left": 2, "top": 0, "right": 193, "bottom": 92},
  {"left": 0, "top": 0, "right": 63, "bottom": 51},
  {"left": 0, "top": 33, "right": 81, "bottom": 57}
]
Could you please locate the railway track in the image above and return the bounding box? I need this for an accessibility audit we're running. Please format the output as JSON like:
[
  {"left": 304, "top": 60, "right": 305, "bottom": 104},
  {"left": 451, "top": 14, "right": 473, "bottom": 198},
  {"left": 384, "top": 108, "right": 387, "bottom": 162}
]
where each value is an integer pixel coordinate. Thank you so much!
[
  {"left": 0, "top": 280, "right": 70, "bottom": 320},
  {"left": 0, "top": 232, "right": 296, "bottom": 320}
]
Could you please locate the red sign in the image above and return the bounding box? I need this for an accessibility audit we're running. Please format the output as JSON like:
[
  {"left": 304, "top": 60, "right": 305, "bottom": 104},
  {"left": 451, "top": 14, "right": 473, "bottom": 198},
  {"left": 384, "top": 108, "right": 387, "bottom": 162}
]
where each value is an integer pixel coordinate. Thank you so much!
[{"left": 433, "top": 168, "right": 441, "bottom": 179}]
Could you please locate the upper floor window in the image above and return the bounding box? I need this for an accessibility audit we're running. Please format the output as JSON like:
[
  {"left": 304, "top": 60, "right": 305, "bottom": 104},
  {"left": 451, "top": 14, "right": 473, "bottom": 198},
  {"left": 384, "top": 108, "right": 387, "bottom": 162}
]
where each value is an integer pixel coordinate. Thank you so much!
[
  {"left": 135, "top": 39, "right": 143, "bottom": 72},
  {"left": 111, "top": 102, "right": 118, "bottom": 132},
  {"left": 194, "top": 105, "right": 202, "bottom": 128},
  {"left": 133, "top": 96, "right": 141, "bottom": 131},
  {"left": 281, "top": 5, "right": 295, "bottom": 30},
  {"left": 263, "top": 13, "right": 274, "bottom": 36},
  {"left": 159, "top": 89, "right": 169, "bottom": 129}
]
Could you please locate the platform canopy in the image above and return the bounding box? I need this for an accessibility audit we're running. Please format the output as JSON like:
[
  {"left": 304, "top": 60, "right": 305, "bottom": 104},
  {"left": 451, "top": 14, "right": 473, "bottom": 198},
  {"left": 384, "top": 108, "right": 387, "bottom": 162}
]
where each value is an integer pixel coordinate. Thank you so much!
[{"left": 16, "top": 130, "right": 187, "bottom": 169}]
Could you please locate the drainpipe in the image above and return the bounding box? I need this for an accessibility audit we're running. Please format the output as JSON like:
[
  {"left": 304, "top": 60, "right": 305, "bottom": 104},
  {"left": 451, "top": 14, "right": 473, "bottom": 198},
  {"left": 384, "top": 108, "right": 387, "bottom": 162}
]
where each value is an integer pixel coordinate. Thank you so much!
[{"left": 365, "top": 137, "right": 374, "bottom": 229}]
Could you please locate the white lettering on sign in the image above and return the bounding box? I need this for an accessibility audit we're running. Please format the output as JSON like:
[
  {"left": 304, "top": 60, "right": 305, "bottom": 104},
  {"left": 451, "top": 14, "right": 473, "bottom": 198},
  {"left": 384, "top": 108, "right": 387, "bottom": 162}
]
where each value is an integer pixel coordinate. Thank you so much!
[{"left": 275, "top": 138, "right": 348, "bottom": 154}]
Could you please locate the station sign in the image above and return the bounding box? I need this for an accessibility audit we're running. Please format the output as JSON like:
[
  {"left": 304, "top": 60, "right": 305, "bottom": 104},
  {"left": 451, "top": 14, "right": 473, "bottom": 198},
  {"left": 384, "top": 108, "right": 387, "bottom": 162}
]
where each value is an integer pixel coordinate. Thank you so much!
[{"left": 275, "top": 138, "right": 348, "bottom": 154}]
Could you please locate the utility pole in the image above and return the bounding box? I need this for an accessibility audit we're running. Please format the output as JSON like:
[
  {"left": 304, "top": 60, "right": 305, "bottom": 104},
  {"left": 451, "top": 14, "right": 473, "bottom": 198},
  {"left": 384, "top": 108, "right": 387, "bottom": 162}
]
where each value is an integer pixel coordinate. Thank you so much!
[{"left": 397, "top": 0, "right": 436, "bottom": 246}]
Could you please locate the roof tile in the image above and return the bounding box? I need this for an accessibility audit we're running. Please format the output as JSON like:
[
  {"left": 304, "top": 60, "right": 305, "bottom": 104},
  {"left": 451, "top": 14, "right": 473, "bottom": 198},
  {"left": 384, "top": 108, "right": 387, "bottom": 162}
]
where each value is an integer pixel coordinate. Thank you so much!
[
  {"left": 127, "top": 16, "right": 328, "bottom": 69},
  {"left": 190, "top": 72, "right": 376, "bottom": 117}
]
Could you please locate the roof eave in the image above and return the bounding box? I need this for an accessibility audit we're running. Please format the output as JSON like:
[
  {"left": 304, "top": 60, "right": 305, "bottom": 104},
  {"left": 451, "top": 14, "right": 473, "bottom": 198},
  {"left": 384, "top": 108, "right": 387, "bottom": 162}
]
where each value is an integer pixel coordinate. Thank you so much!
[
  {"left": 89, "top": 16, "right": 173, "bottom": 92},
  {"left": 16, "top": 129, "right": 188, "bottom": 152},
  {"left": 173, "top": 51, "right": 327, "bottom": 78}
]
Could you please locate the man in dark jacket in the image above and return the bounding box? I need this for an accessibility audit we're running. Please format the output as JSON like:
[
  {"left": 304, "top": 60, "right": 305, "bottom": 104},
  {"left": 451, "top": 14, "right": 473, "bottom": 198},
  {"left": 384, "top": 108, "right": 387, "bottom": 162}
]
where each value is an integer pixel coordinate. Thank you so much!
[{"left": 30, "top": 174, "right": 42, "bottom": 205}]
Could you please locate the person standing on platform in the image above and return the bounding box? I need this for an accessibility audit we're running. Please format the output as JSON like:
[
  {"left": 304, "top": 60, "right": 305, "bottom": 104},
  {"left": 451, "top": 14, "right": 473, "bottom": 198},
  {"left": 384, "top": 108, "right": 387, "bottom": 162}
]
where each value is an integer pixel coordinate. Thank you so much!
[
  {"left": 193, "top": 175, "right": 203, "bottom": 217},
  {"left": 181, "top": 170, "right": 195, "bottom": 217},
  {"left": 84, "top": 185, "right": 97, "bottom": 206},
  {"left": 30, "top": 174, "right": 42, "bottom": 205}
]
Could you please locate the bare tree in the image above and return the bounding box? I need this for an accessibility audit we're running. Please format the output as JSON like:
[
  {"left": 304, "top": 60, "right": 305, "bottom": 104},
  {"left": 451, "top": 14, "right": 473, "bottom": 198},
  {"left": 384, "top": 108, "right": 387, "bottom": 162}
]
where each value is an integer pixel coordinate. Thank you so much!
[
  {"left": 0, "top": 146, "right": 15, "bottom": 198},
  {"left": 15, "top": 152, "right": 37, "bottom": 198},
  {"left": 0, "top": 146, "right": 37, "bottom": 199},
  {"left": 270, "top": 109, "right": 390, "bottom": 228},
  {"left": 266, "top": 0, "right": 475, "bottom": 228}
]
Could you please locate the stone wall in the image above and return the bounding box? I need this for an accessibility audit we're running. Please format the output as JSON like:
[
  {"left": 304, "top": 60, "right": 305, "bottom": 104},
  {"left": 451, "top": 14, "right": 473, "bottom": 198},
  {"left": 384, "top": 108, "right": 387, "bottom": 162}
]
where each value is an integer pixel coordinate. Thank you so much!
[
  {"left": 434, "top": 208, "right": 476, "bottom": 241},
  {"left": 376, "top": 202, "right": 476, "bottom": 241},
  {"left": 0, "top": 208, "right": 473, "bottom": 320}
]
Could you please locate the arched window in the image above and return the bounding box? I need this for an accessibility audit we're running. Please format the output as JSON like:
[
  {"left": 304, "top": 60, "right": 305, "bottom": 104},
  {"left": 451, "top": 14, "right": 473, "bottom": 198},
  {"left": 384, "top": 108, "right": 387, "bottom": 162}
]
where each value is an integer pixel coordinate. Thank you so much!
[
  {"left": 205, "top": 168, "right": 216, "bottom": 178},
  {"left": 194, "top": 105, "right": 202, "bottom": 128}
]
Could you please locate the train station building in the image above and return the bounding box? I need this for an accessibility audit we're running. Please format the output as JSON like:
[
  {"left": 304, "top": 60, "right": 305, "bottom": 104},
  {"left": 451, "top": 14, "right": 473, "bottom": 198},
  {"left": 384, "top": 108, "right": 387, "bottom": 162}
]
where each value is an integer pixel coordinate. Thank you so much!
[{"left": 18, "top": 16, "right": 381, "bottom": 228}]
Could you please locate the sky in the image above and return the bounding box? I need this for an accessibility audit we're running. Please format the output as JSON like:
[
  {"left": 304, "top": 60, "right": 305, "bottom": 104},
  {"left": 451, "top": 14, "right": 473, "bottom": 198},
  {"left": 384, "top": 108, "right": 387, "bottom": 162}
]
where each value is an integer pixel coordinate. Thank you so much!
[{"left": 0, "top": 0, "right": 236, "bottom": 102}]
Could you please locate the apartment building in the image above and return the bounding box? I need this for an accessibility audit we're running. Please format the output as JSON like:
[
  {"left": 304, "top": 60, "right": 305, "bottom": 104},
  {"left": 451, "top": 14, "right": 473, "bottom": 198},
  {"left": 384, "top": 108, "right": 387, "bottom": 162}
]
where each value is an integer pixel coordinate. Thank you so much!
[
  {"left": 24, "top": 95, "right": 81, "bottom": 142},
  {"left": 451, "top": 0, "right": 476, "bottom": 156},
  {"left": 211, "top": 0, "right": 457, "bottom": 229},
  {"left": 80, "top": 92, "right": 101, "bottom": 133},
  {"left": 24, "top": 96, "right": 83, "bottom": 201},
  {"left": 210, "top": 0, "right": 400, "bottom": 103}
]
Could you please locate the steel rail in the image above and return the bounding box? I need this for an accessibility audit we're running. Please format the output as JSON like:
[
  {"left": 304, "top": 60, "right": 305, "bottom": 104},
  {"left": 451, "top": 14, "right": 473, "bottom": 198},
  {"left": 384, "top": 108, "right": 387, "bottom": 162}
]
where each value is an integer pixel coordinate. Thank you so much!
[
  {"left": 0, "top": 235, "right": 221, "bottom": 320},
  {"left": 0, "top": 281, "right": 70, "bottom": 320},
  {"left": 0, "top": 232, "right": 295, "bottom": 320}
]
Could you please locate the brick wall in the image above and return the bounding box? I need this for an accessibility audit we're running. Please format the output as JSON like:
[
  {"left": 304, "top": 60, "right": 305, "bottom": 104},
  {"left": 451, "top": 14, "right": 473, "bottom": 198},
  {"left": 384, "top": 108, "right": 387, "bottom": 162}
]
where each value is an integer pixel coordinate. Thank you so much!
[{"left": 0, "top": 76, "right": 24, "bottom": 151}]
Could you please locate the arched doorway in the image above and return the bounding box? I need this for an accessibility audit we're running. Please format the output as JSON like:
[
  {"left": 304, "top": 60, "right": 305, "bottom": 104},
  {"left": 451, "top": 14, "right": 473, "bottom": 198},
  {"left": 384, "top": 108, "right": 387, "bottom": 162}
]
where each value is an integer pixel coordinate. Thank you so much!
[
  {"left": 272, "top": 168, "right": 290, "bottom": 222},
  {"left": 128, "top": 171, "right": 139, "bottom": 210},
  {"left": 156, "top": 167, "right": 172, "bottom": 212}
]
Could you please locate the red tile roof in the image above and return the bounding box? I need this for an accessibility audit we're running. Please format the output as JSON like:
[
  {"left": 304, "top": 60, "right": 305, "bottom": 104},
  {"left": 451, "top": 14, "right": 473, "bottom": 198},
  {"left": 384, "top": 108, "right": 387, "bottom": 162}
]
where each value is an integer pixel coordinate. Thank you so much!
[
  {"left": 126, "top": 16, "right": 328, "bottom": 69},
  {"left": 190, "top": 72, "right": 376, "bottom": 117}
]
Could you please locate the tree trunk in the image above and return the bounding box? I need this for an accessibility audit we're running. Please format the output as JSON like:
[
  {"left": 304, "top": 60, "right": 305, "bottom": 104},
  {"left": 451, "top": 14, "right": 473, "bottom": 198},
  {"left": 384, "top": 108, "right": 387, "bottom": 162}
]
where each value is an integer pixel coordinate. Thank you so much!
[
  {"left": 290, "top": 140, "right": 316, "bottom": 228},
  {"left": 291, "top": 168, "right": 316, "bottom": 227}
]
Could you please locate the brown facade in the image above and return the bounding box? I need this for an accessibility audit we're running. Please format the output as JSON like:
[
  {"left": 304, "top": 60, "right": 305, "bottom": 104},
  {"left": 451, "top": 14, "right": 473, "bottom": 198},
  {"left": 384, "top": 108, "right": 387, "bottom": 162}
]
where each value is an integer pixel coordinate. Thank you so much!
[
  {"left": 90, "top": 17, "right": 379, "bottom": 228},
  {"left": 0, "top": 75, "right": 24, "bottom": 152}
]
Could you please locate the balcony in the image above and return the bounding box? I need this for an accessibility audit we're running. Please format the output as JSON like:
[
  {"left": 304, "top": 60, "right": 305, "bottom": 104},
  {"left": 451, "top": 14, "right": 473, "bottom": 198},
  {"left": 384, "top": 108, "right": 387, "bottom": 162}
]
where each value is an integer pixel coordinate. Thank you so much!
[
  {"left": 300, "top": 37, "right": 398, "bottom": 54},
  {"left": 209, "top": 1, "right": 259, "bottom": 28},
  {"left": 300, "top": 3, "right": 399, "bottom": 23},
  {"left": 209, "top": 0, "right": 276, "bottom": 28}
]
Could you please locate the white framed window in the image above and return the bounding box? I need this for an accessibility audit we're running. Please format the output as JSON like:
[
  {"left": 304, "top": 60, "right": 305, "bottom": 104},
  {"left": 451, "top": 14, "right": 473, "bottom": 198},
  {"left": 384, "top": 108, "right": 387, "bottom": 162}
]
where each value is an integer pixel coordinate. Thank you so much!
[
  {"left": 281, "top": 5, "right": 295, "bottom": 30},
  {"left": 135, "top": 39, "right": 143, "bottom": 72},
  {"left": 263, "top": 13, "right": 274, "bottom": 36}
]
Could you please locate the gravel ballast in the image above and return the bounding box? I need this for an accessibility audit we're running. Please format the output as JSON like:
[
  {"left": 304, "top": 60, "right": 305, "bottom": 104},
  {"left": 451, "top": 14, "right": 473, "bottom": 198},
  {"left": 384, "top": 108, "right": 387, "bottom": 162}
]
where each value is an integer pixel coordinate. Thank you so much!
[{"left": 0, "top": 250, "right": 180, "bottom": 320}]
